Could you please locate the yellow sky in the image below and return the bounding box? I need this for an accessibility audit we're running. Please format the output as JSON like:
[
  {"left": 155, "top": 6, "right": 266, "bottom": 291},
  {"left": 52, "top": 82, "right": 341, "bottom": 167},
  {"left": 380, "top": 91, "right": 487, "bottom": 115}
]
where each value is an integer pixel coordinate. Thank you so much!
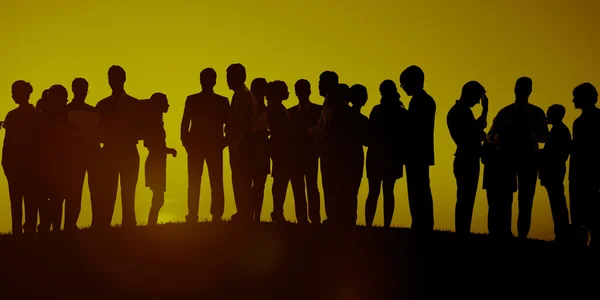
[{"left": 0, "top": 0, "right": 598, "bottom": 239}]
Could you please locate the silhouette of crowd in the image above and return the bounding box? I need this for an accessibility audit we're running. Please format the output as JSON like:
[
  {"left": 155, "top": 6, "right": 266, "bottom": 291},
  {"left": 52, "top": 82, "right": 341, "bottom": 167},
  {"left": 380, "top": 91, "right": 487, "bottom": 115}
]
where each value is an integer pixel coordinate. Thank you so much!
[{"left": 2, "top": 64, "right": 599, "bottom": 251}]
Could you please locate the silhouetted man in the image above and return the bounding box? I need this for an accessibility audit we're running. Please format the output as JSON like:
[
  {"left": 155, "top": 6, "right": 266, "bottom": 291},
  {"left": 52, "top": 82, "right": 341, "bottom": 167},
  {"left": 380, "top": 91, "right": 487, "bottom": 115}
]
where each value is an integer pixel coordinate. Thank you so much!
[
  {"left": 400, "top": 65, "right": 436, "bottom": 232},
  {"left": 225, "top": 63, "right": 258, "bottom": 223},
  {"left": 65, "top": 78, "right": 101, "bottom": 232},
  {"left": 569, "top": 83, "right": 600, "bottom": 250},
  {"left": 488, "top": 77, "right": 548, "bottom": 239},
  {"left": 447, "top": 81, "right": 488, "bottom": 235},
  {"left": 182, "top": 68, "right": 229, "bottom": 223},
  {"left": 95, "top": 65, "right": 142, "bottom": 228},
  {"left": 539, "top": 104, "right": 571, "bottom": 241},
  {"left": 288, "top": 79, "right": 322, "bottom": 224}
]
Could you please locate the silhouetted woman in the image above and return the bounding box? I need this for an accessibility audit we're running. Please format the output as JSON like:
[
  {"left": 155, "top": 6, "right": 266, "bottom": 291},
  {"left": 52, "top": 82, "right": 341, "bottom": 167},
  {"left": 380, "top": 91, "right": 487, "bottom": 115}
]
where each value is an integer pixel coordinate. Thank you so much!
[
  {"left": 142, "top": 93, "right": 177, "bottom": 226},
  {"left": 38, "top": 84, "right": 73, "bottom": 232},
  {"left": 365, "top": 80, "right": 407, "bottom": 228},
  {"left": 346, "top": 84, "right": 369, "bottom": 225},
  {"left": 249, "top": 78, "right": 271, "bottom": 222},
  {"left": 2, "top": 80, "right": 40, "bottom": 234},
  {"left": 266, "top": 80, "right": 293, "bottom": 223}
]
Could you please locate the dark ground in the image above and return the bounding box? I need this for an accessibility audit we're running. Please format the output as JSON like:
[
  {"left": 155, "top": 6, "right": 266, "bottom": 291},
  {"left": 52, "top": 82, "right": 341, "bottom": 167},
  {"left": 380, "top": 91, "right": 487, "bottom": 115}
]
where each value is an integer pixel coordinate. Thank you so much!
[{"left": 0, "top": 222, "right": 597, "bottom": 299}]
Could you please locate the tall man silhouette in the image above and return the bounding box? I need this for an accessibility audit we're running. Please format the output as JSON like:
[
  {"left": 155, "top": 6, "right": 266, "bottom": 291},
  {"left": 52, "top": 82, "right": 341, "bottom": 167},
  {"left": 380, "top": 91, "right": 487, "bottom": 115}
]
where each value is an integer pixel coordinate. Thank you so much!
[
  {"left": 400, "top": 65, "right": 436, "bottom": 232},
  {"left": 569, "top": 83, "right": 600, "bottom": 250},
  {"left": 289, "top": 79, "right": 323, "bottom": 224},
  {"left": 225, "top": 63, "right": 258, "bottom": 223},
  {"left": 95, "top": 65, "right": 142, "bottom": 228},
  {"left": 488, "top": 77, "right": 548, "bottom": 238},
  {"left": 181, "top": 68, "right": 229, "bottom": 223},
  {"left": 447, "top": 81, "right": 488, "bottom": 235}
]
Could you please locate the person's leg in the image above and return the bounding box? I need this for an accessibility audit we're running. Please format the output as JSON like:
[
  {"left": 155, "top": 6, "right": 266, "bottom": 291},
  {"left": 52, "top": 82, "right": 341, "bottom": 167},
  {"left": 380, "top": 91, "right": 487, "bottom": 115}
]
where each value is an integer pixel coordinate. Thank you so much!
[
  {"left": 545, "top": 179, "right": 570, "bottom": 240},
  {"left": 271, "top": 175, "right": 289, "bottom": 222},
  {"left": 305, "top": 156, "right": 321, "bottom": 224},
  {"left": 206, "top": 150, "right": 225, "bottom": 222},
  {"left": 251, "top": 174, "right": 267, "bottom": 222},
  {"left": 321, "top": 155, "right": 335, "bottom": 223},
  {"left": 148, "top": 189, "right": 165, "bottom": 226},
  {"left": 186, "top": 150, "right": 204, "bottom": 223},
  {"left": 406, "top": 164, "right": 434, "bottom": 232},
  {"left": 291, "top": 173, "right": 308, "bottom": 224},
  {"left": 365, "top": 178, "right": 382, "bottom": 227},
  {"left": 230, "top": 148, "right": 253, "bottom": 221},
  {"left": 5, "top": 171, "right": 24, "bottom": 234},
  {"left": 382, "top": 179, "right": 397, "bottom": 228},
  {"left": 65, "top": 160, "right": 86, "bottom": 232},
  {"left": 120, "top": 146, "right": 140, "bottom": 228},
  {"left": 97, "top": 146, "right": 119, "bottom": 229},
  {"left": 454, "top": 157, "right": 480, "bottom": 234},
  {"left": 516, "top": 162, "right": 538, "bottom": 238}
]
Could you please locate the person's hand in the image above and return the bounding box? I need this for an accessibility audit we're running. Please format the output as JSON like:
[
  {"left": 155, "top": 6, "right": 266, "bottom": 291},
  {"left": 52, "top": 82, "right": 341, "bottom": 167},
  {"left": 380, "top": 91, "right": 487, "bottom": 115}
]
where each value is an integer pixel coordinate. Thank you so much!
[{"left": 481, "top": 93, "right": 489, "bottom": 110}]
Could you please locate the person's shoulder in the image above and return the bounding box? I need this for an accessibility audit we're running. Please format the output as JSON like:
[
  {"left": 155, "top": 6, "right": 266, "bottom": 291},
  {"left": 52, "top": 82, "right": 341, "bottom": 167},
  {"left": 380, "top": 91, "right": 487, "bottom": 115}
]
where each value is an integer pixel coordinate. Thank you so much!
[
  {"left": 96, "top": 96, "right": 112, "bottom": 107},
  {"left": 215, "top": 93, "right": 229, "bottom": 103},
  {"left": 187, "top": 93, "right": 201, "bottom": 100},
  {"left": 529, "top": 103, "right": 545, "bottom": 114},
  {"left": 288, "top": 105, "right": 299, "bottom": 112}
]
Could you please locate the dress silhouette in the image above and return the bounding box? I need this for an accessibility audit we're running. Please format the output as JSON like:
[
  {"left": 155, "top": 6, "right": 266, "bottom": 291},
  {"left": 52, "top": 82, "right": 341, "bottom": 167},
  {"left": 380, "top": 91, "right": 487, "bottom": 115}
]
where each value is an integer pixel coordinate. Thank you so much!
[
  {"left": 446, "top": 81, "right": 488, "bottom": 235},
  {"left": 288, "top": 79, "right": 322, "bottom": 225},
  {"left": 181, "top": 68, "right": 229, "bottom": 223},
  {"left": 400, "top": 66, "right": 436, "bottom": 232},
  {"left": 248, "top": 78, "right": 271, "bottom": 222},
  {"left": 95, "top": 65, "right": 143, "bottom": 228},
  {"left": 2, "top": 80, "right": 40, "bottom": 234},
  {"left": 365, "top": 80, "right": 407, "bottom": 228},
  {"left": 487, "top": 77, "right": 548, "bottom": 238}
]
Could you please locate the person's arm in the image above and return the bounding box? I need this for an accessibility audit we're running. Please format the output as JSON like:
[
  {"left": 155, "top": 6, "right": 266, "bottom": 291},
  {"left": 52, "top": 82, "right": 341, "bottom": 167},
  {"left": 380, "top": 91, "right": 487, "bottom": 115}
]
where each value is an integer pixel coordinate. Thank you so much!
[
  {"left": 476, "top": 93, "right": 489, "bottom": 130},
  {"left": 533, "top": 109, "right": 549, "bottom": 143},
  {"left": 181, "top": 97, "right": 191, "bottom": 147}
]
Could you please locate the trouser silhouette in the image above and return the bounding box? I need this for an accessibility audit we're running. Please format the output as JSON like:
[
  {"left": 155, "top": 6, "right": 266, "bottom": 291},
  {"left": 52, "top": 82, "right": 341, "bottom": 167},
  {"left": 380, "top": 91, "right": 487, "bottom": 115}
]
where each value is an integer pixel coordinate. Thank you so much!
[
  {"left": 569, "top": 180, "right": 599, "bottom": 247},
  {"left": 453, "top": 155, "right": 481, "bottom": 234},
  {"left": 186, "top": 148, "right": 225, "bottom": 222},
  {"left": 65, "top": 148, "right": 101, "bottom": 231},
  {"left": 321, "top": 154, "right": 336, "bottom": 223},
  {"left": 251, "top": 174, "right": 267, "bottom": 221},
  {"left": 96, "top": 144, "right": 139, "bottom": 228},
  {"left": 486, "top": 188, "right": 514, "bottom": 237},
  {"left": 513, "top": 162, "right": 538, "bottom": 238},
  {"left": 543, "top": 177, "right": 570, "bottom": 238},
  {"left": 4, "top": 167, "right": 39, "bottom": 234},
  {"left": 230, "top": 144, "right": 253, "bottom": 220},
  {"left": 290, "top": 156, "right": 320, "bottom": 224},
  {"left": 406, "top": 164, "right": 434, "bottom": 232},
  {"left": 365, "top": 178, "right": 397, "bottom": 228}
]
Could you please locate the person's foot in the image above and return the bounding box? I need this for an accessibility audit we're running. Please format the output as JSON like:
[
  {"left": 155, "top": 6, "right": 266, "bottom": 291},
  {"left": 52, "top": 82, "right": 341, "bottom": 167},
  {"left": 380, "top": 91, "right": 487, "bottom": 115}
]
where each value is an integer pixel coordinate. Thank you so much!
[
  {"left": 211, "top": 216, "right": 223, "bottom": 223},
  {"left": 186, "top": 215, "right": 198, "bottom": 224},
  {"left": 270, "top": 212, "right": 289, "bottom": 224}
]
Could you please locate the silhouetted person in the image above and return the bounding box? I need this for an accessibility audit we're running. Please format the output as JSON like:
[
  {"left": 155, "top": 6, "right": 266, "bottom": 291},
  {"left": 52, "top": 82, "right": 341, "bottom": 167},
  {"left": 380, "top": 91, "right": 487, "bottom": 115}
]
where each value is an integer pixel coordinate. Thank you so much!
[
  {"left": 36, "top": 89, "right": 50, "bottom": 111},
  {"left": 400, "top": 65, "right": 436, "bottom": 232},
  {"left": 181, "top": 68, "right": 229, "bottom": 223},
  {"left": 95, "top": 65, "right": 142, "bottom": 228},
  {"left": 288, "top": 79, "right": 322, "bottom": 225},
  {"left": 569, "top": 83, "right": 600, "bottom": 250},
  {"left": 39, "top": 84, "right": 73, "bottom": 232},
  {"left": 539, "top": 104, "right": 571, "bottom": 241},
  {"left": 488, "top": 77, "right": 548, "bottom": 238},
  {"left": 65, "top": 78, "right": 102, "bottom": 232},
  {"left": 266, "top": 80, "right": 293, "bottom": 223},
  {"left": 447, "top": 81, "right": 488, "bottom": 235},
  {"left": 311, "top": 71, "right": 339, "bottom": 223},
  {"left": 365, "top": 80, "right": 408, "bottom": 228},
  {"left": 143, "top": 93, "right": 177, "bottom": 226},
  {"left": 225, "top": 63, "right": 259, "bottom": 223},
  {"left": 2, "top": 80, "right": 40, "bottom": 234},
  {"left": 248, "top": 78, "right": 270, "bottom": 222}
]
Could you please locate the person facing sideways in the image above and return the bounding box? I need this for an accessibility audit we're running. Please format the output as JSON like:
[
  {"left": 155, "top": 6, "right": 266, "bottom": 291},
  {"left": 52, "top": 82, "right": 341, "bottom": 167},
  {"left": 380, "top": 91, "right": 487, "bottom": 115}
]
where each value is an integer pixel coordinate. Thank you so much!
[
  {"left": 95, "top": 65, "right": 143, "bottom": 229},
  {"left": 288, "top": 79, "right": 323, "bottom": 225},
  {"left": 142, "top": 93, "right": 177, "bottom": 226},
  {"left": 539, "top": 104, "right": 571, "bottom": 242},
  {"left": 400, "top": 65, "right": 436, "bottom": 233},
  {"left": 446, "top": 81, "right": 489, "bottom": 235},
  {"left": 487, "top": 76, "right": 548, "bottom": 239},
  {"left": 365, "top": 80, "right": 408, "bottom": 228},
  {"left": 64, "top": 78, "right": 102, "bottom": 232},
  {"left": 2, "top": 80, "right": 40, "bottom": 234},
  {"left": 225, "top": 63, "right": 260, "bottom": 223},
  {"left": 248, "top": 77, "right": 271, "bottom": 222},
  {"left": 569, "top": 82, "right": 600, "bottom": 251},
  {"left": 38, "top": 84, "right": 74, "bottom": 232},
  {"left": 181, "top": 67, "right": 229, "bottom": 224},
  {"left": 266, "top": 80, "right": 293, "bottom": 223}
]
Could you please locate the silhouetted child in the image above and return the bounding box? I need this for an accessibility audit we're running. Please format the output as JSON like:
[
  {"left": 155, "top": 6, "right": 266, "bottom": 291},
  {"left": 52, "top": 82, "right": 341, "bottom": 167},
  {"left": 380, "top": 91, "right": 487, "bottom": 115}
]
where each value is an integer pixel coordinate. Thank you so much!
[
  {"left": 365, "top": 80, "right": 407, "bottom": 228},
  {"left": 539, "top": 104, "right": 571, "bottom": 241},
  {"left": 249, "top": 78, "right": 271, "bottom": 222},
  {"left": 2, "top": 80, "right": 40, "bottom": 234},
  {"left": 142, "top": 93, "right": 177, "bottom": 226},
  {"left": 266, "top": 80, "right": 293, "bottom": 223}
]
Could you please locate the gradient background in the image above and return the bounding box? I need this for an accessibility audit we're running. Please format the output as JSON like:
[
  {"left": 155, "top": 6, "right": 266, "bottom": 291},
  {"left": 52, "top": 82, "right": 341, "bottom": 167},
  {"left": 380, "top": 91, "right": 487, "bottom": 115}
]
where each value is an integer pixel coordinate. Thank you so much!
[{"left": 0, "top": 0, "right": 598, "bottom": 240}]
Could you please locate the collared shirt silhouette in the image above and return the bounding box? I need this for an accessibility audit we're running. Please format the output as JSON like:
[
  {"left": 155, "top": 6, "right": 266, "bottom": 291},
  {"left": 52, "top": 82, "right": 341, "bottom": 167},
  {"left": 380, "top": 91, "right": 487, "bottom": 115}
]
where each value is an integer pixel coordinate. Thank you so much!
[{"left": 181, "top": 68, "right": 229, "bottom": 223}]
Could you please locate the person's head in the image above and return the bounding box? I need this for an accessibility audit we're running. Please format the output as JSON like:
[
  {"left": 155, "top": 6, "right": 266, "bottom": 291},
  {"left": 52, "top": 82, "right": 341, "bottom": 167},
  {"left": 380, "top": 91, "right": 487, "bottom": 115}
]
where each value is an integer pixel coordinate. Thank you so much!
[
  {"left": 573, "top": 82, "right": 598, "bottom": 110},
  {"left": 48, "top": 84, "right": 69, "bottom": 108},
  {"left": 349, "top": 84, "right": 368, "bottom": 108},
  {"left": 295, "top": 79, "right": 311, "bottom": 102},
  {"left": 460, "top": 81, "right": 486, "bottom": 107},
  {"left": 266, "top": 80, "right": 289, "bottom": 103},
  {"left": 546, "top": 104, "right": 566, "bottom": 125},
  {"left": 11, "top": 80, "right": 33, "bottom": 105},
  {"left": 200, "top": 68, "right": 217, "bottom": 91},
  {"left": 149, "top": 92, "right": 169, "bottom": 113},
  {"left": 399, "top": 65, "right": 424, "bottom": 96},
  {"left": 514, "top": 77, "right": 533, "bottom": 105},
  {"left": 251, "top": 77, "right": 268, "bottom": 100},
  {"left": 318, "top": 71, "right": 339, "bottom": 98},
  {"left": 226, "top": 63, "right": 246, "bottom": 91},
  {"left": 72, "top": 78, "right": 89, "bottom": 100},
  {"left": 108, "top": 65, "right": 126, "bottom": 92}
]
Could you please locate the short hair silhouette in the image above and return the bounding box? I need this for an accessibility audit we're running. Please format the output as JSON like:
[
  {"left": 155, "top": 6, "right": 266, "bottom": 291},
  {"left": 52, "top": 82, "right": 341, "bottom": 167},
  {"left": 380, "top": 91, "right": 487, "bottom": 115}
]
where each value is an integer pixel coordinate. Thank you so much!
[
  {"left": 108, "top": 65, "right": 126, "bottom": 90},
  {"left": 573, "top": 82, "right": 598, "bottom": 105},
  {"left": 380, "top": 80, "right": 398, "bottom": 96},
  {"left": 400, "top": 65, "right": 425, "bottom": 94},
  {"left": 200, "top": 68, "right": 217, "bottom": 89},
  {"left": 48, "top": 84, "right": 69, "bottom": 106},
  {"left": 227, "top": 64, "right": 246, "bottom": 81},
  {"left": 251, "top": 77, "right": 268, "bottom": 108},
  {"left": 266, "top": 80, "right": 289, "bottom": 102},
  {"left": 460, "top": 81, "right": 485, "bottom": 106},
  {"left": 515, "top": 77, "right": 533, "bottom": 98},
  {"left": 11, "top": 80, "right": 33, "bottom": 98},
  {"left": 350, "top": 84, "right": 368, "bottom": 108},
  {"left": 149, "top": 92, "right": 169, "bottom": 112},
  {"left": 319, "top": 71, "right": 339, "bottom": 97},
  {"left": 295, "top": 79, "right": 311, "bottom": 98},
  {"left": 547, "top": 104, "right": 566, "bottom": 121},
  {"left": 72, "top": 78, "right": 88, "bottom": 95}
]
